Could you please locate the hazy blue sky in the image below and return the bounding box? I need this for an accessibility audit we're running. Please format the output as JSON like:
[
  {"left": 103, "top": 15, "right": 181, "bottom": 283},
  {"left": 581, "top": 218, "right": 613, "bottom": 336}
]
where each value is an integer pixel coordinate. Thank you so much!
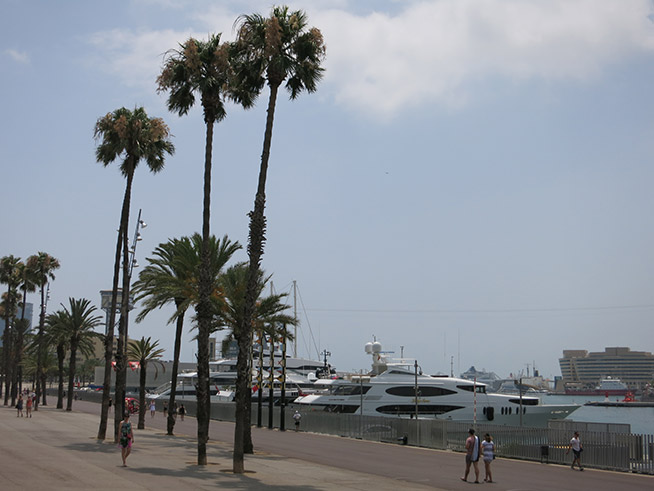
[{"left": 2, "top": 0, "right": 654, "bottom": 380}]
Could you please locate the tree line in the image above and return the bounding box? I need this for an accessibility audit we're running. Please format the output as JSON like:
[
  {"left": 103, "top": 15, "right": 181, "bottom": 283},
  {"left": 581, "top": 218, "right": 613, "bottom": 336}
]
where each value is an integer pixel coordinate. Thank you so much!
[{"left": 3, "top": 5, "right": 325, "bottom": 475}]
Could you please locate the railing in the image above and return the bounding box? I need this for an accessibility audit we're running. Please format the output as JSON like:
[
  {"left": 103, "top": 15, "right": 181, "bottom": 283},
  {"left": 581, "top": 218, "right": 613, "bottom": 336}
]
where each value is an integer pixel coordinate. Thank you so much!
[{"left": 69, "top": 391, "right": 654, "bottom": 475}]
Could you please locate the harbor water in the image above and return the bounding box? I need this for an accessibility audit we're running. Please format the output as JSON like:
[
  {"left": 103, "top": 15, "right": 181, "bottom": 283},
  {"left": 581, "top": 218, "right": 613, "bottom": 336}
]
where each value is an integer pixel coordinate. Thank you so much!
[{"left": 543, "top": 394, "right": 654, "bottom": 435}]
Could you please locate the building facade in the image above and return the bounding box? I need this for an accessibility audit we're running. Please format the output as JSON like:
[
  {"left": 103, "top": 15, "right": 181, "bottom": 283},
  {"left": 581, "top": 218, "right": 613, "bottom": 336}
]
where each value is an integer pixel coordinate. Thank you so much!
[{"left": 559, "top": 347, "right": 654, "bottom": 391}]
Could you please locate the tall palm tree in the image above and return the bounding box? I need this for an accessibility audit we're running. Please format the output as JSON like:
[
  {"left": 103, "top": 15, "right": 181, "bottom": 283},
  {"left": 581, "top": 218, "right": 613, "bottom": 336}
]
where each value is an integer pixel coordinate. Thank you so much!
[
  {"left": 94, "top": 106, "right": 174, "bottom": 440},
  {"left": 132, "top": 233, "right": 240, "bottom": 435},
  {"left": 13, "top": 261, "right": 37, "bottom": 401},
  {"left": 45, "top": 310, "right": 70, "bottom": 409},
  {"left": 26, "top": 252, "right": 60, "bottom": 409},
  {"left": 216, "top": 262, "right": 296, "bottom": 454},
  {"left": 157, "top": 34, "right": 253, "bottom": 465},
  {"left": 230, "top": 6, "right": 325, "bottom": 472},
  {"left": 56, "top": 298, "right": 103, "bottom": 411},
  {"left": 0, "top": 255, "right": 22, "bottom": 404},
  {"left": 127, "top": 337, "right": 165, "bottom": 430}
]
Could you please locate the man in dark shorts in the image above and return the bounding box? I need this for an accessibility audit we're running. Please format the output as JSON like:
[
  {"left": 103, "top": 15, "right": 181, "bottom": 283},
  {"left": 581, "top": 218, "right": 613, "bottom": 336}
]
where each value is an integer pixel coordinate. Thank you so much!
[{"left": 567, "top": 431, "right": 584, "bottom": 471}]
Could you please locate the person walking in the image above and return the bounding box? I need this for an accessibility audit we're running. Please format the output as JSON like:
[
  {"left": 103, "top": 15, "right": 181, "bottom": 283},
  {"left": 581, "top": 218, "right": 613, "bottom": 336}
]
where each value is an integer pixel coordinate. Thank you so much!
[
  {"left": 293, "top": 410, "right": 302, "bottom": 431},
  {"left": 163, "top": 401, "right": 167, "bottom": 417},
  {"left": 16, "top": 395, "right": 24, "bottom": 417},
  {"left": 178, "top": 404, "right": 186, "bottom": 422},
  {"left": 567, "top": 431, "right": 584, "bottom": 471},
  {"left": 481, "top": 433, "right": 495, "bottom": 483},
  {"left": 461, "top": 428, "right": 480, "bottom": 483},
  {"left": 26, "top": 394, "right": 33, "bottom": 418},
  {"left": 118, "top": 412, "right": 134, "bottom": 467},
  {"left": 149, "top": 400, "right": 156, "bottom": 418}
]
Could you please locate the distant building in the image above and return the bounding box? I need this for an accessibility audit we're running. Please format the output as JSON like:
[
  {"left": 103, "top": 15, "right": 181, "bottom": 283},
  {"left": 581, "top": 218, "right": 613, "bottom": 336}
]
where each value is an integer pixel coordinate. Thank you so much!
[{"left": 559, "top": 347, "right": 654, "bottom": 391}]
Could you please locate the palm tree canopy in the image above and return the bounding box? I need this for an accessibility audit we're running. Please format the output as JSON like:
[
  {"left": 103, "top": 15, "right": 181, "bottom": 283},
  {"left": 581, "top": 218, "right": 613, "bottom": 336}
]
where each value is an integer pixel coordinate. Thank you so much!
[
  {"left": 127, "top": 336, "right": 166, "bottom": 377},
  {"left": 0, "top": 255, "right": 22, "bottom": 290},
  {"left": 132, "top": 234, "right": 241, "bottom": 325},
  {"left": 157, "top": 34, "right": 239, "bottom": 123},
  {"left": 26, "top": 252, "right": 60, "bottom": 288},
  {"left": 217, "top": 262, "right": 296, "bottom": 341},
  {"left": 58, "top": 298, "right": 103, "bottom": 353},
  {"left": 232, "top": 5, "right": 326, "bottom": 99},
  {"left": 94, "top": 106, "right": 175, "bottom": 177}
]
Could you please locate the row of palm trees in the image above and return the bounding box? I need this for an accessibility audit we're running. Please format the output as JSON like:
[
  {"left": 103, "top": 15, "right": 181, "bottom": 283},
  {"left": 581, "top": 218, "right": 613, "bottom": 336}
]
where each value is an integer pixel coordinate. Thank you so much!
[
  {"left": 0, "top": 252, "right": 60, "bottom": 407},
  {"left": 93, "top": 5, "right": 325, "bottom": 473}
]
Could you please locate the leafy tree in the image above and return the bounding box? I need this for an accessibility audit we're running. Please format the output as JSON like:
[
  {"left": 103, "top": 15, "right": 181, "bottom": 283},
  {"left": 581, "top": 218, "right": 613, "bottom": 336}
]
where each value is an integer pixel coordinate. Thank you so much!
[
  {"left": 94, "top": 106, "right": 174, "bottom": 441},
  {"left": 127, "top": 337, "right": 165, "bottom": 429},
  {"left": 230, "top": 5, "right": 325, "bottom": 472},
  {"left": 0, "top": 255, "right": 22, "bottom": 404},
  {"left": 157, "top": 34, "right": 253, "bottom": 465},
  {"left": 26, "top": 252, "right": 60, "bottom": 408},
  {"left": 132, "top": 233, "right": 240, "bottom": 435}
]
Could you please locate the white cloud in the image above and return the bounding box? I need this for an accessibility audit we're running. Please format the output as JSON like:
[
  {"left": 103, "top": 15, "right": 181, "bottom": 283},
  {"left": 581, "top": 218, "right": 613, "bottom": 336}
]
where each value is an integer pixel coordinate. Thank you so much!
[
  {"left": 86, "top": 0, "right": 654, "bottom": 119},
  {"left": 5, "top": 48, "right": 30, "bottom": 64},
  {"left": 314, "top": 0, "right": 654, "bottom": 118}
]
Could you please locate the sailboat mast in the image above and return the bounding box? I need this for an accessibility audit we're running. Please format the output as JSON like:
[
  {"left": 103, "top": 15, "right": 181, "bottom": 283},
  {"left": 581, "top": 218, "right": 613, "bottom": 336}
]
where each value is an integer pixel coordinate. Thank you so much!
[{"left": 293, "top": 280, "right": 297, "bottom": 357}]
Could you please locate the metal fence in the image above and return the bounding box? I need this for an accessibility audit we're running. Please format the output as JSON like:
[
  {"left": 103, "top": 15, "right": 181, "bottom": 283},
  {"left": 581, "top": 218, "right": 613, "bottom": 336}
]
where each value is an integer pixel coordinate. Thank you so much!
[
  {"left": 243, "top": 404, "right": 654, "bottom": 475},
  {"left": 69, "top": 392, "right": 654, "bottom": 475}
]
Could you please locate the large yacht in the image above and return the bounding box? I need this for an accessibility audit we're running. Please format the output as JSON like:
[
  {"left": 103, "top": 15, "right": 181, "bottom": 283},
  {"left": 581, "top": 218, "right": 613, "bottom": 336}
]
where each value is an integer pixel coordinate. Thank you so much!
[{"left": 293, "top": 342, "right": 579, "bottom": 427}]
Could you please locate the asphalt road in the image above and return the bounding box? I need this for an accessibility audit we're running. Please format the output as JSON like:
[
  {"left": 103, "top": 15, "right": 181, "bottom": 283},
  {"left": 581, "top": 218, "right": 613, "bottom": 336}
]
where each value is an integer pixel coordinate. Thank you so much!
[{"left": 70, "top": 399, "right": 653, "bottom": 490}]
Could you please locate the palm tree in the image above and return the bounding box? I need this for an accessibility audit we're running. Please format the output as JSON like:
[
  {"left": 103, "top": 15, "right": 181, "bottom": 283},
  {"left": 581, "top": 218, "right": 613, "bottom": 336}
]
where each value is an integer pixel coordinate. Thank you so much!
[
  {"left": 13, "top": 261, "right": 37, "bottom": 401},
  {"left": 94, "top": 106, "right": 174, "bottom": 440},
  {"left": 132, "top": 233, "right": 240, "bottom": 435},
  {"left": 216, "top": 262, "right": 296, "bottom": 454},
  {"left": 127, "top": 337, "right": 165, "bottom": 429},
  {"left": 157, "top": 34, "right": 254, "bottom": 465},
  {"left": 1, "top": 255, "right": 22, "bottom": 404},
  {"left": 45, "top": 310, "right": 70, "bottom": 409},
  {"left": 56, "top": 298, "right": 103, "bottom": 411},
  {"left": 26, "top": 252, "right": 60, "bottom": 409},
  {"left": 230, "top": 6, "right": 325, "bottom": 472}
]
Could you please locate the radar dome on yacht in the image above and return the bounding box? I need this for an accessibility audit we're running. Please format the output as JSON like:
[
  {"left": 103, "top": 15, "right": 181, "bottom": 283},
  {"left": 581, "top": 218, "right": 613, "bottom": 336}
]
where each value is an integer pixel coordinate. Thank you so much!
[
  {"left": 364, "top": 342, "right": 373, "bottom": 354},
  {"left": 372, "top": 342, "right": 382, "bottom": 353}
]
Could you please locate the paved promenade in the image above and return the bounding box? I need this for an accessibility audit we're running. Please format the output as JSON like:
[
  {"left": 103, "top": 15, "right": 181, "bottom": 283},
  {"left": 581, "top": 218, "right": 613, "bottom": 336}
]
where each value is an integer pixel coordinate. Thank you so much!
[{"left": 0, "top": 400, "right": 652, "bottom": 490}]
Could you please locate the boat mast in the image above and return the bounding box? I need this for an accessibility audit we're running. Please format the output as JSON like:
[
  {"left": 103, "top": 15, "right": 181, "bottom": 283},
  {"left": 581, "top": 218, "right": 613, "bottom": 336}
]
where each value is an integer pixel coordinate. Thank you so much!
[{"left": 293, "top": 280, "right": 297, "bottom": 357}]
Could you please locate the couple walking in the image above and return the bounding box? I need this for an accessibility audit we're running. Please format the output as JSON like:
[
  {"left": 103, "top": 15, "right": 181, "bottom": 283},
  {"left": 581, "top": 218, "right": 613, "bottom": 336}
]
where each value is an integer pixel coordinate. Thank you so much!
[{"left": 461, "top": 428, "right": 495, "bottom": 483}]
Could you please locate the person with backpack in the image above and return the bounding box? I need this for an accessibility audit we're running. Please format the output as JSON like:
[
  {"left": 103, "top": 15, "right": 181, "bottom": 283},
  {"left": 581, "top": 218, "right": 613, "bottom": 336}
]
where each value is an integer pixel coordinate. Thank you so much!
[{"left": 461, "top": 428, "right": 480, "bottom": 483}]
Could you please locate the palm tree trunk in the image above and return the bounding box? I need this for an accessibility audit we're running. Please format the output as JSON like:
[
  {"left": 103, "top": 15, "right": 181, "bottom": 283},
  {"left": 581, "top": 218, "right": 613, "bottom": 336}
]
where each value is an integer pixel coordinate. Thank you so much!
[
  {"left": 115, "top": 168, "right": 135, "bottom": 440},
  {"left": 234, "top": 82, "right": 280, "bottom": 474},
  {"left": 66, "top": 343, "right": 78, "bottom": 411},
  {"left": 97, "top": 222, "right": 123, "bottom": 439},
  {"left": 167, "top": 310, "right": 185, "bottom": 436},
  {"left": 138, "top": 361, "right": 146, "bottom": 429},
  {"left": 196, "top": 119, "right": 214, "bottom": 466},
  {"left": 2, "top": 310, "right": 12, "bottom": 405},
  {"left": 57, "top": 344, "right": 65, "bottom": 409}
]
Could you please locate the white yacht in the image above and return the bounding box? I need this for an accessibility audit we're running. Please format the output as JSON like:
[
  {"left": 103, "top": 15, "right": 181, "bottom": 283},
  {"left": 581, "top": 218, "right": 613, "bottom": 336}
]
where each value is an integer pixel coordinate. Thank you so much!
[{"left": 293, "top": 342, "right": 579, "bottom": 427}]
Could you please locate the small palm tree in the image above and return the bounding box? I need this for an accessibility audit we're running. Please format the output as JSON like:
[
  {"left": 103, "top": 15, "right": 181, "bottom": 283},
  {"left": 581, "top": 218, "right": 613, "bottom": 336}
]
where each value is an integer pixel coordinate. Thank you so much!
[
  {"left": 132, "top": 233, "right": 240, "bottom": 435},
  {"left": 45, "top": 311, "right": 70, "bottom": 409},
  {"left": 94, "top": 106, "right": 174, "bottom": 441},
  {"left": 56, "top": 298, "right": 103, "bottom": 411},
  {"left": 158, "top": 34, "right": 254, "bottom": 465},
  {"left": 217, "top": 262, "right": 296, "bottom": 453},
  {"left": 26, "top": 252, "right": 60, "bottom": 408},
  {"left": 127, "top": 337, "right": 165, "bottom": 429},
  {"left": 230, "top": 6, "right": 325, "bottom": 472}
]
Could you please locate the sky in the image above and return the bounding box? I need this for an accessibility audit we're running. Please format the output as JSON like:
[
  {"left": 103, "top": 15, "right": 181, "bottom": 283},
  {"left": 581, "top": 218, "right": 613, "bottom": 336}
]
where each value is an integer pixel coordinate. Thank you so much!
[{"left": 2, "top": 0, "right": 654, "bottom": 381}]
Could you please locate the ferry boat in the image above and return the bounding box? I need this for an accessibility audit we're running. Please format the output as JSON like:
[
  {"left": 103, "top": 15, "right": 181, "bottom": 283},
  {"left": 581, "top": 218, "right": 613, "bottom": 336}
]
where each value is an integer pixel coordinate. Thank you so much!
[
  {"left": 293, "top": 342, "right": 579, "bottom": 427},
  {"left": 564, "top": 377, "right": 630, "bottom": 396}
]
